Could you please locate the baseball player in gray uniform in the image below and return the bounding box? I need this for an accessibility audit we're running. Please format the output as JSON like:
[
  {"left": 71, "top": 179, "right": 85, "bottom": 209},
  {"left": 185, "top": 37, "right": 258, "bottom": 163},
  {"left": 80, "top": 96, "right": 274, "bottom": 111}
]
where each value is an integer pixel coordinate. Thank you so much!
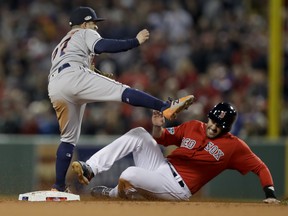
[{"left": 48, "top": 6, "right": 194, "bottom": 192}]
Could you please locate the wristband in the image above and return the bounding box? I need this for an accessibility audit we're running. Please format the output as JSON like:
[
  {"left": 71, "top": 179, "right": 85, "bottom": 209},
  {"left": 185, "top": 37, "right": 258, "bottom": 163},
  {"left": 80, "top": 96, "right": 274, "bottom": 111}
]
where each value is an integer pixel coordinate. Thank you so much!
[{"left": 263, "top": 186, "right": 276, "bottom": 198}]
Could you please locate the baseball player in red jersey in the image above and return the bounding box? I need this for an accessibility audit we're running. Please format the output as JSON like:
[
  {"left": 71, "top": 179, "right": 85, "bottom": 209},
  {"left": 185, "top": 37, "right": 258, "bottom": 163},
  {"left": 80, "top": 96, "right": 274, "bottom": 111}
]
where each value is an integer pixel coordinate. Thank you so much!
[
  {"left": 48, "top": 6, "right": 194, "bottom": 192},
  {"left": 72, "top": 102, "right": 279, "bottom": 203}
]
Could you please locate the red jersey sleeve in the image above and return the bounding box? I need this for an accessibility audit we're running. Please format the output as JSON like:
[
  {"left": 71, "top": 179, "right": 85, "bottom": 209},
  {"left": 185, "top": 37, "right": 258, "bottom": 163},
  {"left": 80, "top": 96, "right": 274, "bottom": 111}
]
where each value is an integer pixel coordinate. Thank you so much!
[
  {"left": 228, "top": 139, "right": 274, "bottom": 187},
  {"left": 154, "top": 122, "right": 189, "bottom": 147}
]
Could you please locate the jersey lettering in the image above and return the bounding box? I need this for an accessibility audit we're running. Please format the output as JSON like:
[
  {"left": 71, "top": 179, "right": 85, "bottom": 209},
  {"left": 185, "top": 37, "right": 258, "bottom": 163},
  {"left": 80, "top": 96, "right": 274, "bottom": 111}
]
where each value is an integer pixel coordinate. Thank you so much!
[
  {"left": 181, "top": 138, "right": 196, "bottom": 149},
  {"left": 60, "top": 37, "right": 71, "bottom": 56},
  {"left": 204, "top": 142, "right": 224, "bottom": 161}
]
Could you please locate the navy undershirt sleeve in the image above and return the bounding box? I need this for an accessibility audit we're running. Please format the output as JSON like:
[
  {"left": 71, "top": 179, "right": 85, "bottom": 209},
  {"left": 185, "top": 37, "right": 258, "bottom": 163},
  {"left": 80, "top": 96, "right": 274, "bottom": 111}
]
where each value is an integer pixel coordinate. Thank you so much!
[
  {"left": 121, "top": 88, "right": 169, "bottom": 111},
  {"left": 94, "top": 38, "right": 140, "bottom": 54}
]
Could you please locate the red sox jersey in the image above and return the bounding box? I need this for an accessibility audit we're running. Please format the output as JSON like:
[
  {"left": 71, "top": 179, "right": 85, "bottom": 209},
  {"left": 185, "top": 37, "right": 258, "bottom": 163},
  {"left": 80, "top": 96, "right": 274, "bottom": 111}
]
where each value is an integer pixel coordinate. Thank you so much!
[{"left": 155, "top": 120, "right": 274, "bottom": 194}]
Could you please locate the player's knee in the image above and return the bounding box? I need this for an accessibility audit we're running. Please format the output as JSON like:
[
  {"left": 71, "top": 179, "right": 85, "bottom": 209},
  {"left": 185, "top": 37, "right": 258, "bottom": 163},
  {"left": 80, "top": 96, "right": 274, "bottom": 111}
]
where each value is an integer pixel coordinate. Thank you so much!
[
  {"left": 128, "top": 127, "right": 146, "bottom": 135},
  {"left": 127, "top": 127, "right": 153, "bottom": 142},
  {"left": 119, "top": 167, "right": 139, "bottom": 183}
]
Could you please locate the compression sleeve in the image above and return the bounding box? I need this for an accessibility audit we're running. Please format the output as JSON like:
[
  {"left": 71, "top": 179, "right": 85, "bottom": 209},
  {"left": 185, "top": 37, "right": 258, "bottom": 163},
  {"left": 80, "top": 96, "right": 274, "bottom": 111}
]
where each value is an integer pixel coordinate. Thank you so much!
[
  {"left": 252, "top": 163, "right": 274, "bottom": 188},
  {"left": 94, "top": 38, "right": 139, "bottom": 54}
]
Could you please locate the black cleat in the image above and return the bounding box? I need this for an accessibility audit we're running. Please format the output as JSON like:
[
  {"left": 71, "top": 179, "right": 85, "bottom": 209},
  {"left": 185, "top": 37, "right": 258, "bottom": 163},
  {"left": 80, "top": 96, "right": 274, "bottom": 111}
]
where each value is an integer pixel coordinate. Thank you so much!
[{"left": 91, "top": 186, "right": 112, "bottom": 197}]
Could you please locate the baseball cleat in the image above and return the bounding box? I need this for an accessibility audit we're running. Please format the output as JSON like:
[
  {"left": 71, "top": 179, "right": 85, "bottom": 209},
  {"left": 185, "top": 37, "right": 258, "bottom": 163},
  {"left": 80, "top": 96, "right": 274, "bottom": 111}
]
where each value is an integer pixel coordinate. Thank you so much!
[
  {"left": 91, "top": 186, "right": 112, "bottom": 198},
  {"left": 51, "top": 186, "right": 72, "bottom": 193},
  {"left": 162, "top": 95, "right": 195, "bottom": 120},
  {"left": 71, "top": 161, "right": 94, "bottom": 185}
]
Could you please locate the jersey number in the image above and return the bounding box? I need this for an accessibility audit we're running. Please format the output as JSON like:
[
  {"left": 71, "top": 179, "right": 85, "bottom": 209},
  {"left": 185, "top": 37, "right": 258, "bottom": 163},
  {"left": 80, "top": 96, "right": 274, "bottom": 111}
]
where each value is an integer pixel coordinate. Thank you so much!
[{"left": 52, "top": 37, "right": 71, "bottom": 60}]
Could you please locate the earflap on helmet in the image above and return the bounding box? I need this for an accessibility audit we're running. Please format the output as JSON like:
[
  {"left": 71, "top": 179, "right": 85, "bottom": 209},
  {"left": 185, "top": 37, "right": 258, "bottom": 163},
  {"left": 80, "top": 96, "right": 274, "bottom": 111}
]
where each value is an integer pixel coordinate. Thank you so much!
[{"left": 208, "top": 102, "right": 237, "bottom": 133}]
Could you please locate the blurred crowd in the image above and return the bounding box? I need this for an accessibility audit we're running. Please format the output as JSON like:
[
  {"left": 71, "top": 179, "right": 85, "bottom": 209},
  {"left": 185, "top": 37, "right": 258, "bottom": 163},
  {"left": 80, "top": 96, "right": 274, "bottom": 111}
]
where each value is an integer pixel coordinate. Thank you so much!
[{"left": 0, "top": 0, "right": 288, "bottom": 138}]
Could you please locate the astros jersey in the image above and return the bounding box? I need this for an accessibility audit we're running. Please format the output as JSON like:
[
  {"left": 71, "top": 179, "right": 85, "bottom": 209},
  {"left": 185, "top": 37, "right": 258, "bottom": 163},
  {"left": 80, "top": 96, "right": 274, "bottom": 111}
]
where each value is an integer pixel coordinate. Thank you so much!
[
  {"left": 155, "top": 120, "right": 274, "bottom": 194},
  {"left": 50, "top": 28, "right": 101, "bottom": 75},
  {"left": 48, "top": 27, "right": 129, "bottom": 145}
]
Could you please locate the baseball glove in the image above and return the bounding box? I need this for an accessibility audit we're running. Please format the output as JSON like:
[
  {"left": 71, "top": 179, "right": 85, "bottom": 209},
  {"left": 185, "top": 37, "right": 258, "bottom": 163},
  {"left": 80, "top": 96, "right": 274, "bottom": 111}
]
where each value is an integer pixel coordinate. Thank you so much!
[{"left": 91, "top": 64, "right": 114, "bottom": 79}]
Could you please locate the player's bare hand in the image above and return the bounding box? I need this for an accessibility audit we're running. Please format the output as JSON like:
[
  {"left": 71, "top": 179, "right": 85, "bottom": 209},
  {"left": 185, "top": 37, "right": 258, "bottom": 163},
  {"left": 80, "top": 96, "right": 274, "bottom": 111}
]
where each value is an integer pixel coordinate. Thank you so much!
[
  {"left": 152, "top": 110, "right": 165, "bottom": 127},
  {"left": 263, "top": 198, "right": 280, "bottom": 204},
  {"left": 136, "top": 29, "right": 149, "bottom": 44}
]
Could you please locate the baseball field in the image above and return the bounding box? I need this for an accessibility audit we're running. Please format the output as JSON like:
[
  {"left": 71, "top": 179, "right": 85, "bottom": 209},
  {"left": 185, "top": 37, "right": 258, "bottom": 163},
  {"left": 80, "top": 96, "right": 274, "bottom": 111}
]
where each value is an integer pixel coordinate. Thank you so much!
[{"left": 1, "top": 196, "right": 287, "bottom": 216}]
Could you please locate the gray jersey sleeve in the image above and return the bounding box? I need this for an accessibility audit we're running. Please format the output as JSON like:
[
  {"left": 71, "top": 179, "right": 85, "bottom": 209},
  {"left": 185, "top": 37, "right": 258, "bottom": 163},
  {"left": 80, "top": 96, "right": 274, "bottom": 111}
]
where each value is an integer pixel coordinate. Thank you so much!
[{"left": 84, "top": 29, "right": 102, "bottom": 53}]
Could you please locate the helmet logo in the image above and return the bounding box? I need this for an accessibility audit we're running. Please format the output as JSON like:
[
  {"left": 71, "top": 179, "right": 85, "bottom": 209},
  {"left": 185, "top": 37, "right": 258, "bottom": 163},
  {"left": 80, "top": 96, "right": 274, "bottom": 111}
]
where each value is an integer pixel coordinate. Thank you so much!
[
  {"left": 84, "top": 16, "right": 92, "bottom": 21},
  {"left": 219, "top": 111, "right": 226, "bottom": 119}
]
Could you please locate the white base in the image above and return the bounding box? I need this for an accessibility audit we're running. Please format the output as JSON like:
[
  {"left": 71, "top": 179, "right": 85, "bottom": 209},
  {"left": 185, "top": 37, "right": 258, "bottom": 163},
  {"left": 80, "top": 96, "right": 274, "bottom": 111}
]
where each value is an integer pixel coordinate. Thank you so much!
[{"left": 18, "top": 190, "right": 80, "bottom": 201}]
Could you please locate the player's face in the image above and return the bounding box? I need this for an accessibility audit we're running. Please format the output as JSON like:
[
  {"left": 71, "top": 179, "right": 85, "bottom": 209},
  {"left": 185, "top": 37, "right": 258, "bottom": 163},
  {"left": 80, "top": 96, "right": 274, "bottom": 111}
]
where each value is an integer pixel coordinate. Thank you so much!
[
  {"left": 206, "top": 118, "right": 223, "bottom": 138},
  {"left": 83, "top": 21, "right": 98, "bottom": 31}
]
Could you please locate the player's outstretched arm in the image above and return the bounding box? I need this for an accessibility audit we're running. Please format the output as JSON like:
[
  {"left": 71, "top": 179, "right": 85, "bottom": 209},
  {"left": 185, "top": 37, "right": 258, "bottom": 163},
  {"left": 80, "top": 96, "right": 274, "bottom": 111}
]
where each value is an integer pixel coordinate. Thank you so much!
[
  {"left": 93, "top": 29, "right": 149, "bottom": 54},
  {"left": 151, "top": 110, "right": 165, "bottom": 138},
  {"left": 136, "top": 29, "right": 149, "bottom": 44}
]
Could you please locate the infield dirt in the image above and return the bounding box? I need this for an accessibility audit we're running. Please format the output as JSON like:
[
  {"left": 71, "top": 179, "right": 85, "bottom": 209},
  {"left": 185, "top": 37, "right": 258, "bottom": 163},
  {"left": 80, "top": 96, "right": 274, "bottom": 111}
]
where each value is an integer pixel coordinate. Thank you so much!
[{"left": 0, "top": 196, "right": 287, "bottom": 216}]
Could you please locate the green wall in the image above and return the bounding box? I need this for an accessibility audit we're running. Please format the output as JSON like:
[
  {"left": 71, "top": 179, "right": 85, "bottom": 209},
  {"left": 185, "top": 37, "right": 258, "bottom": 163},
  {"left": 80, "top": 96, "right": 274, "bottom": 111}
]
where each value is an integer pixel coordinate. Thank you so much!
[
  {"left": 204, "top": 139, "right": 286, "bottom": 200},
  {"left": 0, "top": 144, "right": 35, "bottom": 194}
]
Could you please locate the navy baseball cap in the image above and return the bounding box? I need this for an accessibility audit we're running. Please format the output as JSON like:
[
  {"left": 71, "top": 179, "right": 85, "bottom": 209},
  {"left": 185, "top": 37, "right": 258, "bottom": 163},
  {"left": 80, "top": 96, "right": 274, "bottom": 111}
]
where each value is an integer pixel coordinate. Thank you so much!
[{"left": 69, "top": 6, "right": 105, "bottom": 26}]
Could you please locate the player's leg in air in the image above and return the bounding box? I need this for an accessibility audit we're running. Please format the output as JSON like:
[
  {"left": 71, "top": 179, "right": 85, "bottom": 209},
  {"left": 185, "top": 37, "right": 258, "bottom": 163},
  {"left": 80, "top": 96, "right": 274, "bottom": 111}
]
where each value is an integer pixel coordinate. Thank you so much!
[{"left": 121, "top": 88, "right": 194, "bottom": 120}]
